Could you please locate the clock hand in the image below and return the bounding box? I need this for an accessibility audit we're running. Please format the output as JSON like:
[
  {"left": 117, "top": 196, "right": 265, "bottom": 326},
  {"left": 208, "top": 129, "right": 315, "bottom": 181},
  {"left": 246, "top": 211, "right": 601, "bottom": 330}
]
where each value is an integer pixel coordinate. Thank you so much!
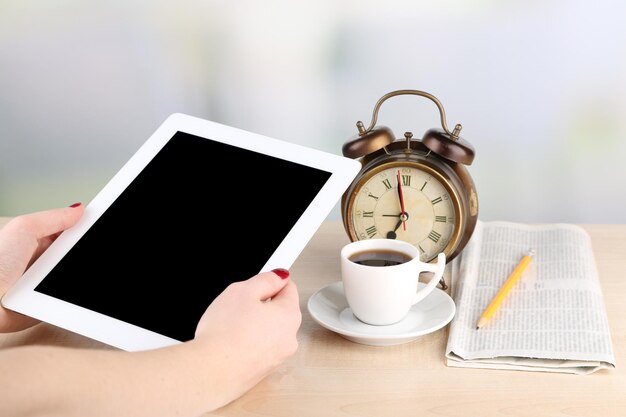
[
  {"left": 382, "top": 214, "right": 401, "bottom": 217},
  {"left": 386, "top": 219, "right": 403, "bottom": 239},
  {"left": 397, "top": 170, "right": 407, "bottom": 231}
]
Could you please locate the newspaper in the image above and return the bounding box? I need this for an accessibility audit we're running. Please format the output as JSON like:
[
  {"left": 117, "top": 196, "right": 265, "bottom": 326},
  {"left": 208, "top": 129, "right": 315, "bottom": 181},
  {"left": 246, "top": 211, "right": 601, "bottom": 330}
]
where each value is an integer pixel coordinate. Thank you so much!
[{"left": 445, "top": 220, "right": 616, "bottom": 375}]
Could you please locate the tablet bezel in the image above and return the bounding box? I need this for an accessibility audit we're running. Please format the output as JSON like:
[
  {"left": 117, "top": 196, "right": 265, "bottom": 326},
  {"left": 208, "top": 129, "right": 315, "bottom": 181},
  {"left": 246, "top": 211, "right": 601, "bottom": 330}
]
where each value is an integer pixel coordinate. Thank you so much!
[{"left": 2, "top": 113, "right": 360, "bottom": 351}]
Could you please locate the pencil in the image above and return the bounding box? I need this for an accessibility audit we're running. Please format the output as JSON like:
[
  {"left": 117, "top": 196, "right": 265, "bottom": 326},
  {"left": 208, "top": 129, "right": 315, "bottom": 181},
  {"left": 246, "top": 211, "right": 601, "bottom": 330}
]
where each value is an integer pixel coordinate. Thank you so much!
[{"left": 476, "top": 249, "right": 535, "bottom": 330}]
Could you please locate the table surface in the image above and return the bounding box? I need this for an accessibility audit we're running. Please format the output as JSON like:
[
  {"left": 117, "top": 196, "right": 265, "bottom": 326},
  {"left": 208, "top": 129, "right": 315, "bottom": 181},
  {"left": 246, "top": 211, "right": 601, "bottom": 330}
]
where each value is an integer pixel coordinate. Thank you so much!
[{"left": 1, "top": 217, "right": 624, "bottom": 417}]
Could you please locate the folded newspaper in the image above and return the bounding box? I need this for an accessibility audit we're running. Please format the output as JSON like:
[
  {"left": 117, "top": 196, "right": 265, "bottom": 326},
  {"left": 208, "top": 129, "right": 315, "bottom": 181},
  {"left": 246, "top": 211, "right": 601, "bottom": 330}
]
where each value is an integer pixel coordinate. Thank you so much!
[{"left": 445, "top": 220, "right": 616, "bottom": 375}]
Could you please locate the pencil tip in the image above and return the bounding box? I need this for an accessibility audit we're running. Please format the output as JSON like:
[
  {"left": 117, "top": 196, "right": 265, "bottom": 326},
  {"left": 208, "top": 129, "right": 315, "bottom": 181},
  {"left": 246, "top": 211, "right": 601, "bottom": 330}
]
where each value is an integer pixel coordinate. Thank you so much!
[{"left": 475, "top": 326, "right": 479, "bottom": 330}]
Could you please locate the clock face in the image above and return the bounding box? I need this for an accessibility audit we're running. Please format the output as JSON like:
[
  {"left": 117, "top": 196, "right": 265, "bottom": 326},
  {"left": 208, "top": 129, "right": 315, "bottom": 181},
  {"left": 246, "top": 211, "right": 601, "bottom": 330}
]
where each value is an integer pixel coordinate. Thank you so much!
[{"left": 347, "top": 163, "right": 461, "bottom": 262}]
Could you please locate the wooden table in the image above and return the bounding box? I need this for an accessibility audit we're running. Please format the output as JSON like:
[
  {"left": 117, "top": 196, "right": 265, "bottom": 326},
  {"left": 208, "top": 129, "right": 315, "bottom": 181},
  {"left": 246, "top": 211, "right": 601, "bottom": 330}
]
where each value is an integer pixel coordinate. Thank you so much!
[{"left": 1, "top": 218, "right": 625, "bottom": 416}]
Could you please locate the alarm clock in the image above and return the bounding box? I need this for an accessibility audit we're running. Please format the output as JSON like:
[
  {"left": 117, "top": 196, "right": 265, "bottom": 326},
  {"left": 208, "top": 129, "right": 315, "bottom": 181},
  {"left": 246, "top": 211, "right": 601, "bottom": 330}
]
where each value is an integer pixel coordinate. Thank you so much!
[{"left": 340, "top": 90, "right": 478, "bottom": 289}]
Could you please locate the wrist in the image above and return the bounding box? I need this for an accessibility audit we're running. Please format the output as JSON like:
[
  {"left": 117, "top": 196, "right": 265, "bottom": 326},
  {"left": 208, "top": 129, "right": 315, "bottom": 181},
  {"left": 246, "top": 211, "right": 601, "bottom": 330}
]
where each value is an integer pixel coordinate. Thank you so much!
[
  {"left": 184, "top": 335, "right": 263, "bottom": 411},
  {"left": 179, "top": 337, "right": 244, "bottom": 411}
]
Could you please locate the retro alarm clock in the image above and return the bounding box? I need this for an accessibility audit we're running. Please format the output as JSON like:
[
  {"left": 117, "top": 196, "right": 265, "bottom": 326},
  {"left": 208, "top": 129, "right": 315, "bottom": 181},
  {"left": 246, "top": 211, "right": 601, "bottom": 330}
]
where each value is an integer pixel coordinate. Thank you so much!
[{"left": 341, "top": 90, "right": 478, "bottom": 288}]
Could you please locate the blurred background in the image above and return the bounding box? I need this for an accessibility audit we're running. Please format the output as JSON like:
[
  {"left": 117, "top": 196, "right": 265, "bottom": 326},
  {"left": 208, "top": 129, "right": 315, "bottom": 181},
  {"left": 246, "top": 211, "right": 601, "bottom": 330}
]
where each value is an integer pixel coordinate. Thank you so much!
[{"left": 1, "top": 0, "right": 625, "bottom": 223}]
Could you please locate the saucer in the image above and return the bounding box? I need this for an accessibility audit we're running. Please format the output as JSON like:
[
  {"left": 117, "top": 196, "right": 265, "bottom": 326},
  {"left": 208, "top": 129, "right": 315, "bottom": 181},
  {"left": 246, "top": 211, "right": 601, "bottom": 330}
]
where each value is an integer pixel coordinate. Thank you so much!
[{"left": 307, "top": 282, "right": 456, "bottom": 346}]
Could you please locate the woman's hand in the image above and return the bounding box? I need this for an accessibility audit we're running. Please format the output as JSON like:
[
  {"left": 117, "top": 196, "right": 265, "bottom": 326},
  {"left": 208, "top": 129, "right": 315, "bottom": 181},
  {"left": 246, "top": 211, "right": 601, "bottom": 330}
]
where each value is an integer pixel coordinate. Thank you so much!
[
  {"left": 193, "top": 269, "right": 302, "bottom": 407},
  {"left": 0, "top": 205, "right": 302, "bottom": 416},
  {"left": 0, "top": 204, "right": 84, "bottom": 332}
]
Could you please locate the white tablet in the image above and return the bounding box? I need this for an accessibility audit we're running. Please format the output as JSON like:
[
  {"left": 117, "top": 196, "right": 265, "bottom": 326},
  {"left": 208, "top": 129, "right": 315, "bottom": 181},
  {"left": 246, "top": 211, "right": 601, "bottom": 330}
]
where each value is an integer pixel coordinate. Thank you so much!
[{"left": 2, "top": 113, "right": 360, "bottom": 351}]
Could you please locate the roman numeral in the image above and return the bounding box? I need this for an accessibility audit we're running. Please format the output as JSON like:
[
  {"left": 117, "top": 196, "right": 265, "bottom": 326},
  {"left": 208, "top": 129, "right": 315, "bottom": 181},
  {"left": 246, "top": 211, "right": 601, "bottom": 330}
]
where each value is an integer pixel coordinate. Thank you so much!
[
  {"left": 382, "top": 179, "right": 392, "bottom": 189},
  {"left": 435, "top": 216, "right": 447, "bottom": 222},
  {"left": 431, "top": 196, "right": 443, "bottom": 205},
  {"left": 420, "top": 182, "right": 427, "bottom": 191},
  {"left": 402, "top": 175, "right": 411, "bottom": 186},
  {"left": 428, "top": 230, "right": 442, "bottom": 243},
  {"left": 366, "top": 225, "right": 377, "bottom": 237},
  {"left": 362, "top": 211, "right": 374, "bottom": 218},
  {"left": 368, "top": 193, "right": 379, "bottom": 201}
]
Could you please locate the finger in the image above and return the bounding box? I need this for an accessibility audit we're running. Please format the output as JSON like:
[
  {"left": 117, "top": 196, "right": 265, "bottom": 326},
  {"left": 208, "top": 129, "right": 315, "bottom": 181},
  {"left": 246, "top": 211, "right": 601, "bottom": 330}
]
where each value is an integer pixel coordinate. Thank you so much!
[
  {"left": 5, "top": 204, "right": 84, "bottom": 240},
  {"left": 269, "top": 279, "right": 299, "bottom": 306},
  {"left": 29, "top": 231, "right": 63, "bottom": 268},
  {"left": 37, "top": 231, "right": 63, "bottom": 252},
  {"left": 266, "top": 281, "right": 302, "bottom": 333},
  {"left": 245, "top": 269, "right": 291, "bottom": 301}
]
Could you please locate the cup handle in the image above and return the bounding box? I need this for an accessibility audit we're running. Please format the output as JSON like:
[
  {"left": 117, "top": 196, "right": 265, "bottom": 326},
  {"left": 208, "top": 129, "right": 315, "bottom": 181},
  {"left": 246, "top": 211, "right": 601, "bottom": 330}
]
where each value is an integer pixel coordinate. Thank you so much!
[{"left": 412, "top": 252, "right": 446, "bottom": 305}]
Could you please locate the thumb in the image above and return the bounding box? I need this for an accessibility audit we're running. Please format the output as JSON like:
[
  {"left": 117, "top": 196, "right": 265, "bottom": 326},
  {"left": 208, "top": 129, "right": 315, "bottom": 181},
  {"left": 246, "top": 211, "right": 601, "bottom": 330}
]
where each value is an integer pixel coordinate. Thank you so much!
[
  {"left": 4, "top": 203, "right": 85, "bottom": 239},
  {"left": 1, "top": 204, "right": 85, "bottom": 272},
  {"left": 245, "top": 269, "right": 291, "bottom": 301}
]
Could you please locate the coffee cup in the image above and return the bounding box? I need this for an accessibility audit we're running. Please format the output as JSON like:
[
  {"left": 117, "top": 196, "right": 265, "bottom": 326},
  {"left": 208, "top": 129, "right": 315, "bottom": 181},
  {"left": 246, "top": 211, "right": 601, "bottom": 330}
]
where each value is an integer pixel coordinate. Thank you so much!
[{"left": 340, "top": 239, "right": 446, "bottom": 326}]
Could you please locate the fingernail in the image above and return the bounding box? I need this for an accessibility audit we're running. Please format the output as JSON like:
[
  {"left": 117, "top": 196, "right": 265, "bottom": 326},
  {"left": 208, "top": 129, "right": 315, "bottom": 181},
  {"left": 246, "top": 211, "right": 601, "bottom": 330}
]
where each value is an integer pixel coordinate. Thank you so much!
[
  {"left": 69, "top": 202, "right": 82, "bottom": 208},
  {"left": 272, "top": 268, "right": 290, "bottom": 280}
]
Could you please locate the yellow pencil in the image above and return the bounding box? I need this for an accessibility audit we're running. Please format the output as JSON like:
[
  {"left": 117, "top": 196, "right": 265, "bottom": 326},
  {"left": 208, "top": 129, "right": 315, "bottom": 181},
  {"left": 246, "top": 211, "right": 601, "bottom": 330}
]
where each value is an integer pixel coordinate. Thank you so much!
[{"left": 476, "top": 249, "right": 535, "bottom": 330}]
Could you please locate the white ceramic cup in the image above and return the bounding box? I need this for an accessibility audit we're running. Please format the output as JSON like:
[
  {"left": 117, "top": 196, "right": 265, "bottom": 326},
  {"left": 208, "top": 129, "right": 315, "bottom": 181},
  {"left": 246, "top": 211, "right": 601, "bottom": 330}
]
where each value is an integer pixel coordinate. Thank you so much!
[{"left": 341, "top": 239, "right": 446, "bottom": 326}]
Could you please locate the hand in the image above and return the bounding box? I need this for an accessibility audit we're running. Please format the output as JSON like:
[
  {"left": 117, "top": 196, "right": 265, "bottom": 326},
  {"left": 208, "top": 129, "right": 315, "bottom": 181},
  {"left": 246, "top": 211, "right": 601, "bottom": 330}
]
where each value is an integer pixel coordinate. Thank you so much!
[
  {"left": 194, "top": 269, "right": 301, "bottom": 406},
  {"left": 0, "top": 204, "right": 84, "bottom": 332},
  {"left": 396, "top": 170, "right": 407, "bottom": 231}
]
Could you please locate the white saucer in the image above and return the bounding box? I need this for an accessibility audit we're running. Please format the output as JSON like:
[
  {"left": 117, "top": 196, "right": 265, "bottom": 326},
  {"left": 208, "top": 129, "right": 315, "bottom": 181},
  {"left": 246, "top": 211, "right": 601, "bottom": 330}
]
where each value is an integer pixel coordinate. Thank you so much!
[{"left": 307, "top": 282, "right": 456, "bottom": 346}]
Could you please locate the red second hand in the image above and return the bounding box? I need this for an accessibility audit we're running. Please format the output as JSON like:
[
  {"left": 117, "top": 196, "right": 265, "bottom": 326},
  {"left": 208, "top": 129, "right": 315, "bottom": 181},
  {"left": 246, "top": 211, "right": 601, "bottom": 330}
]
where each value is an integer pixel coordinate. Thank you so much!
[{"left": 397, "top": 170, "right": 406, "bottom": 231}]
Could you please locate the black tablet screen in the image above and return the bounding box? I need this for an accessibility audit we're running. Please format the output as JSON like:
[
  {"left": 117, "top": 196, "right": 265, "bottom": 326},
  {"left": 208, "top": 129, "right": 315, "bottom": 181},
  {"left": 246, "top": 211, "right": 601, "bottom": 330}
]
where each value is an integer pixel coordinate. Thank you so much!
[{"left": 35, "top": 132, "right": 331, "bottom": 341}]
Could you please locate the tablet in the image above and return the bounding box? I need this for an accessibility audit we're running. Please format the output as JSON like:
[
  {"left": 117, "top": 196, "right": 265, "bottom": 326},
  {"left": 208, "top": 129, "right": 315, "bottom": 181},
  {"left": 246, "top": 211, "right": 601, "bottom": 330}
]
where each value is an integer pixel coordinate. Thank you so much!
[{"left": 2, "top": 113, "right": 360, "bottom": 351}]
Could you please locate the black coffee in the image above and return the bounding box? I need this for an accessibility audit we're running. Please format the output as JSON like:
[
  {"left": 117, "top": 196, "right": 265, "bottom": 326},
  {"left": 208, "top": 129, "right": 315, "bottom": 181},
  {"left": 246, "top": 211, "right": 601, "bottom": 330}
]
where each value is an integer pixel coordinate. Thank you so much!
[{"left": 349, "top": 249, "right": 413, "bottom": 267}]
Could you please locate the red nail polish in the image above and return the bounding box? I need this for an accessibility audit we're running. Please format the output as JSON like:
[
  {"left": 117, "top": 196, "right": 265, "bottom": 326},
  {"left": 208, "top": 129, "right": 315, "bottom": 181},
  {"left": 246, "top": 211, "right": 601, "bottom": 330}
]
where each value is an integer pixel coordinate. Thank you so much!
[
  {"left": 272, "top": 268, "right": 290, "bottom": 279},
  {"left": 69, "top": 202, "right": 82, "bottom": 208}
]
